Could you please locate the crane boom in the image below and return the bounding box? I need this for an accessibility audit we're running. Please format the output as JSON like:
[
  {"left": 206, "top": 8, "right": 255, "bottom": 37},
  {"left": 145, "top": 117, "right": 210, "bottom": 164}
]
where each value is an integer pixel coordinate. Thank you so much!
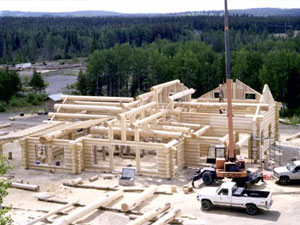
[{"left": 224, "top": 0, "right": 235, "bottom": 160}]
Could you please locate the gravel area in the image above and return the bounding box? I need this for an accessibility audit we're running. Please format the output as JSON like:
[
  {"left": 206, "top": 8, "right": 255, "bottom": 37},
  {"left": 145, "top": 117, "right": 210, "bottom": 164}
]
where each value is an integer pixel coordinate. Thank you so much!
[{"left": 44, "top": 75, "right": 77, "bottom": 95}]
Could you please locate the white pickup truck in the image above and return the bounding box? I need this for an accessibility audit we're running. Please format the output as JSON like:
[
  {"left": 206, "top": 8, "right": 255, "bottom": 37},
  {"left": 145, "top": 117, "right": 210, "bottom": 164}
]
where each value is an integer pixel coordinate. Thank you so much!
[{"left": 197, "top": 182, "right": 273, "bottom": 215}]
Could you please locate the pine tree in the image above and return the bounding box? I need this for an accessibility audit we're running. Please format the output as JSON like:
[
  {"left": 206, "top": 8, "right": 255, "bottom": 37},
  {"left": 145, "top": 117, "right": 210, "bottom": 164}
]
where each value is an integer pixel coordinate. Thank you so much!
[
  {"left": 77, "top": 69, "right": 88, "bottom": 95},
  {"left": 29, "top": 70, "right": 46, "bottom": 92}
]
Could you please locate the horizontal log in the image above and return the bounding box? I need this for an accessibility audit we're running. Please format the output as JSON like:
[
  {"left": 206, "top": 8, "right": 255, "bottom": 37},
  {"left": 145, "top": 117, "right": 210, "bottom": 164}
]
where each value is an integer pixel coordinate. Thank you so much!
[
  {"left": 25, "top": 201, "right": 76, "bottom": 225},
  {"left": 122, "top": 100, "right": 141, "bottom": 109},
  {"left": 169, "top": 89, "right": 195, "bottom": 101},
  {"left": 127, "top": 203, "right": 171, "bottom": 225},
  {"left": 73, "top": 101, "right": 121, "bottom": 106},
  {"left": 285, "top": 131, "right": 300, "bottom": 141},
  {"left": 118, "top": 102, "right": 157, "bottom": 120},
  {"left": 151, "top": 208, "right": 182, "bottom": 225},
  {"left": 38, "top": 197, "right": 142, "bottom": 215},
  {"left": 90, "top": 126, "right": 183, "bottom": 139},
  {"left": 175, "top": 102, "right": 268, "bottom": 110},
  {"left": 89, "top": 175, "right": 99, "bottom": 182},
  {"left": 121, "top": 185, "right": 158, "bottom": 212},
  {"left": 192, "top": 125, "right": 211, "bottom": 138},
  {"left": 0, "top": 123, "right": 11, "bottom": 129},
  {"left": 11, "top": 182, "right": 40, "bottom": 192},
  {"left": 236, "top": 134, "right": 251, "bottom": 149},
  {"left": 159, "top": 121, "right": 201, "bottom": 130},
  {"left": 136, "top": 91, "right": 155, "bottom": 100},
  {"left": 61, "top": 95, "right": 134, "bottom": 102},
  {"left": 53, "top": 190, "right": 123, "bottom": 225},
  {"left": 150, "top": 80, "right": 180, "bottom": 91},
  {"left": 150, "top": 125, "right": 191, "bottom": 134},
  {"left": 131, "top": 111, "right": 166, "bottom": 128},
  {"left": 54, "top": 104, "right": 124, "bottom": 113},
  {"left": 71, "top": 177, "right": 83, "bottom": 185}
]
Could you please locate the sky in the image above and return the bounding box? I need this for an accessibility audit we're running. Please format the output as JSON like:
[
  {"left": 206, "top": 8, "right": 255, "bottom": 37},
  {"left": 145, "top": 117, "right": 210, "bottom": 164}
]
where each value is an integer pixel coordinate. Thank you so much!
[{"left": 1, "top": 0, "right": 300, "bottom": 13}]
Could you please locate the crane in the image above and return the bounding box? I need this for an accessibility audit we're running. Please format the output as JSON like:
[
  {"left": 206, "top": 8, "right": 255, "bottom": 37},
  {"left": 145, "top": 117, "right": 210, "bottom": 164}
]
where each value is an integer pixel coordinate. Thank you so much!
[{"left": 192, "top": 0, "right": 263, "bottom": 187}]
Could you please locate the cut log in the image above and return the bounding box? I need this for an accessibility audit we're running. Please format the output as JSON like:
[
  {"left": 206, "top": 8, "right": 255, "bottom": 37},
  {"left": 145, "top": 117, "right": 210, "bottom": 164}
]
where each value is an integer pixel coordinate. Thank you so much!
[
  {"left": 150, "top": 80, "right": 180, "bottom": 91},
  {"left": 121, "top": 185, "right": 158, "bottom": 212},
  {"left": 127, "top": 203, "right": 171, "bottom": 225},
  {"left": 25, "top": 201, "right": 77, "bottom": 225},
  {"left": 39, "top": 130, "right": 69, "bottom": 144},
  {"left": 150, "top": 125, "right": 191, "bottom": 134},
  {"left": 54, "top": 104, "right": 124, "bottom": 113},
  {"left": 11, "top": 182, "right": 39, "bottom": 192},
  {"left": 122, "top": 100, "right": 141, "bottom": 109},
  {"left": 63, "top": 183, "right": 118, "bottom": 191},
  {"left": 286, "top": 131, "right": 300, "bottom": 141},
  {"left": 52, "top": 190, "right": 123, "bottom": 225},
  {"left": 136, "top": 91, "right": 155, "bottom": 100},
  {"left": 151, "top": 208, "right": 182, "bottom": 225},
  {"left": 90, "top": 126, "right": 183, "bottom": 139},
  {"left": 89, "top": 175, "right": 99, "bottom": 182},
  {"left": 168, "top": 89, "right": 195, "bottom": 101},
  {"left": 61, "top": 95, "right": 134, "bottom": 102},
  {"left": 71, "top": 177, "right": 83, "bottom": 185},
  {"left": 159, "top": 121, "right": 201, "bottom": 130},
  {"left": 0, "top": 123, "right": 11, "bottom": 129},
  {"left": 37, "top": 197, "right": 142, "bottom": 215},
  {"left": 235, "top": 134, "right": 251, "bottom": 149},
  {"left": 192, "top": 125, "right": 210, "bottom": 138},
  {"left": 62, "top": 183, "right": 171, "bottom": 195},
  {"left": 73, "top": 101, "right": 121, "bottom": 106},
  {"left": 131, "top": 111, "right": 166, "bottom": 128},
  {"left": 118, "top": 102, "right": 157, "bottom": 120},
  {"left": 48, "top": 112, "right": 107, "bottom": 120},
  {"left": 175, "top": 102, "right": 269, "bottom": 110}
]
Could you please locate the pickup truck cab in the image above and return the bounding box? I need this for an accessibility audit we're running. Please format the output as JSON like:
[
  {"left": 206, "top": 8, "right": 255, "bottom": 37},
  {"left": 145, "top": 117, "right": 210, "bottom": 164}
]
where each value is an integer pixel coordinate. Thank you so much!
[
  {"left": 273, "top": 160, "right": 300, "bottom": 185},
  {"left": 197, "top": 182, "right": 273, "bottom": 215}
]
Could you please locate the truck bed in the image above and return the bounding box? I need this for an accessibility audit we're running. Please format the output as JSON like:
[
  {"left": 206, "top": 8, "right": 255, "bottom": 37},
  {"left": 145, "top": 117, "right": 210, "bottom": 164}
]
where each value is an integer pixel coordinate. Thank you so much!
[{"left": 233, "top": 187, "right": 270, "bottom": 198}]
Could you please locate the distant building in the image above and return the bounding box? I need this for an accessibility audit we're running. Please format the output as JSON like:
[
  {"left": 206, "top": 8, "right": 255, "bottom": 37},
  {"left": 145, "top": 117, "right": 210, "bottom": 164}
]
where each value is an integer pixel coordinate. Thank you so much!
[
  {"left": 44, "top": 93, "right": 63, "bottom": 112},
  {"left": 15, "top": 63, "right": 32, "bottom": 69}
]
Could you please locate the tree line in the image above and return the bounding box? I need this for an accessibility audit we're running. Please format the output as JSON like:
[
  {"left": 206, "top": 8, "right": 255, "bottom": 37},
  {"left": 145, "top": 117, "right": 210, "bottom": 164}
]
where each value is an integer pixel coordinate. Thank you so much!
[
  {"left": 1, "top": 15, "right": 300, "bottom": 64},
  {"left": 77, "top": 37, "right": 300, "bottom": 115},
  {"left": 1, "top": 15, "right": 300, "bottom": 114}
]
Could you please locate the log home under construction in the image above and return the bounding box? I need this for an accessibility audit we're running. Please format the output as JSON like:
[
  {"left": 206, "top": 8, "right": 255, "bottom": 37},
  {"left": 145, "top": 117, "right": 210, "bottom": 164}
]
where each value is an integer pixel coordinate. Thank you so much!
[{"left": 0, "top": 79, "right": 281, "bottom": 178}]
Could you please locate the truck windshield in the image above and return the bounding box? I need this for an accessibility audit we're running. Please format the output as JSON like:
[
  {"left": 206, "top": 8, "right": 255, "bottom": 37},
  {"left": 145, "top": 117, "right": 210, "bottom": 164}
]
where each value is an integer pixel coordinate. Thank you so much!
[{"left": 287, "top": 162, "right": 296, "bottom": 171}]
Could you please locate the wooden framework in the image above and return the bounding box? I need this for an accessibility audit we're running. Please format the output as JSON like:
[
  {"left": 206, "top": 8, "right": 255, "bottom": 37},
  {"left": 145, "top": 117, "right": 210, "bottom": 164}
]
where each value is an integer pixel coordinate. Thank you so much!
[{"left": 1, "top": 79, "right": 280, "bottom": 178}]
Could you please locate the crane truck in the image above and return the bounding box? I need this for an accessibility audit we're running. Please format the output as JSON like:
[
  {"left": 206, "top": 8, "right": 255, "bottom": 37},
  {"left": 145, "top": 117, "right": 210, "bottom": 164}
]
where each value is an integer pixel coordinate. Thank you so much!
[{"left": 192, "top": 0, "right": 263, "bottom": 187}]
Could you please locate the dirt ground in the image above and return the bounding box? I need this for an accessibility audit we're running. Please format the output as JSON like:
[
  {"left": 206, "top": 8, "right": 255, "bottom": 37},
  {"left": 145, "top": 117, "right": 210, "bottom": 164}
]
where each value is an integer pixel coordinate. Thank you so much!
[{"left": 1, "top": 122, "right": 300, "bottom": 225}]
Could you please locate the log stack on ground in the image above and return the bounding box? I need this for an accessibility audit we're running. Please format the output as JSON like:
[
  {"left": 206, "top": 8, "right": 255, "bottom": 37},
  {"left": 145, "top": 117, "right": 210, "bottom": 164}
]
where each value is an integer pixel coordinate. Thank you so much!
[
  {"left": 121, "top": 185, "right": 158, "bottom": 212},
  {"left": 53, "top": 190, "right": 123, "bottom": 225},
  {"left": 127, "top": 203, "right": 171, "bottom": 225}
]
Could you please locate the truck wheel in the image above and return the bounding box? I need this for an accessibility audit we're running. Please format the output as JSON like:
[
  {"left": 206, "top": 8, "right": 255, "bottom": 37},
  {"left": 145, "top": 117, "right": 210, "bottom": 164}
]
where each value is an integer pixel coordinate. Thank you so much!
[
  {"left": 246, "top": 204, "right": 258, "bottom": 215},
  {"left": 202, "top": 172, "right": 214, "bottom": 185},
  {"left": 201, "top": 200, "right": 212, "bottom": 211},
  {"left": 279, "top": 176, "right": 290, "bottom": 185}
]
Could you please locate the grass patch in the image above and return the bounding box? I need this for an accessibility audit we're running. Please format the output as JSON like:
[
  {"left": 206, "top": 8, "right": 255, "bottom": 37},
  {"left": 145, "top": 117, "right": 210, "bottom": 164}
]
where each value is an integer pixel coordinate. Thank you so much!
[{"left": 5, "top": 105, "right": 44, "bottom": 113}]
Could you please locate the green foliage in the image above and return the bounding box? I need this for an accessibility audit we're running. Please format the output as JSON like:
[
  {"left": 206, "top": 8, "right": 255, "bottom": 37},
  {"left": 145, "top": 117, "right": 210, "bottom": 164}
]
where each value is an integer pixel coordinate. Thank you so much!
[
  {"left": 2, "top": 15, "right": 300, "bottom": 115},
  {"left": 0, "top": 155, "right": 13, "bottom": 225},
  {"left": 0, "top": 102, "right": 6, "bottom": 112},
  {"left": 289, "top": 116, "right": 300, "bottom": 125},
  {"left": 0, "top": 69, "right": 21, "bottom": 102},
  {"left": 8, "top": 96, "right": 29, "bottom": 107},
  {"left": 26, "top": 93, "right": 47, "bottom": 105},
  {"left": 83, "top": 41, "right": 225, "bottom": 98},
  {"left": 76, "top": 69, "right": 88, "bottom": 95},
  {"left": 29, "top": 70, "right": 46, "bottom": 92}
]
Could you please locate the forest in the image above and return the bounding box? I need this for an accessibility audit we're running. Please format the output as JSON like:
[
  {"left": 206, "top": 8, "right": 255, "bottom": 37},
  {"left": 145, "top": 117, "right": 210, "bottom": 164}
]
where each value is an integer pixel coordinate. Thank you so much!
[{"left": 1, "top": 15, "right": 300, "bottom": 115}]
